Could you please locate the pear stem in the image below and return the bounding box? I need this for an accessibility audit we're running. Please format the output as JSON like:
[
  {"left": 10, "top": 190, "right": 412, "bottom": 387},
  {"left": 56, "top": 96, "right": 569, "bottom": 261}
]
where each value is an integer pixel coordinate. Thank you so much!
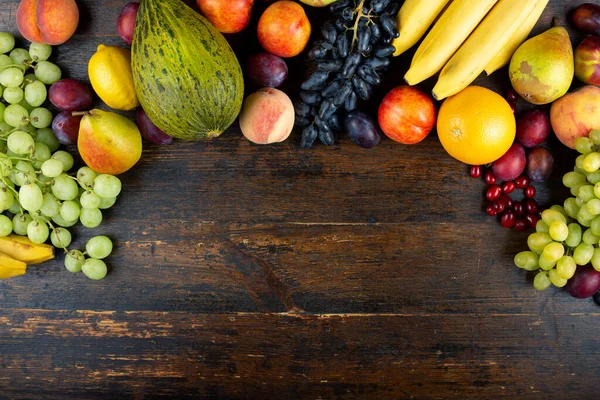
[
  {"left": 71, "top": 111, "right": 89, "bottom": 117},
  {"left": 551, "top": 16, "right": 559, "bottom": 27}
]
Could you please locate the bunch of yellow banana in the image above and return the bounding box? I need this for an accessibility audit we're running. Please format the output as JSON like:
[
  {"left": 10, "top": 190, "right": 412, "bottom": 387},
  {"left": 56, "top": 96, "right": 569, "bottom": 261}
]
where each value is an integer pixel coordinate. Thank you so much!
[
  {"left": 0, "top": 235, "right": 54, "bottom": 279},
  {"left": 392, "top": 0, "right": 549, "bottom": 100}
]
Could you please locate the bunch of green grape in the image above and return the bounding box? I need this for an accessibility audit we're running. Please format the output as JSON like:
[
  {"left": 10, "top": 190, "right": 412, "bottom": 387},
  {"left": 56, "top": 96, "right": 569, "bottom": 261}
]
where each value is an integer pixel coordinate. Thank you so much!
[
  {"left": 0, "top": 32, "right": 117, "bottom": 280},
  {"left": 514, "top": 131, "right": 600, "bottom": 290}
]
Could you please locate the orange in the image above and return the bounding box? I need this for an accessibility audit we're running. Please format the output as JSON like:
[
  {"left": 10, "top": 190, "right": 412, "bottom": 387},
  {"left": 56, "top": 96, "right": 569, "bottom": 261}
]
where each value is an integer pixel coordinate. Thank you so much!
[{"left": 437, "top": 86, "right": 516, "bottom": 165}]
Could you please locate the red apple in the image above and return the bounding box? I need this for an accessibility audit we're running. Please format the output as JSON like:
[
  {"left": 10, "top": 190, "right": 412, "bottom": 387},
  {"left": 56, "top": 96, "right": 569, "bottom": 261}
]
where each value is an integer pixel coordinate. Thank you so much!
[
  {"left": 197, "top": 0, "right": 254, "bottom": 34},
  {"left": 575, "top": 35, "right": 600, "bottom": 85},
  {"left": 378, "top": 86, "right": 436, "bottom": 145}
]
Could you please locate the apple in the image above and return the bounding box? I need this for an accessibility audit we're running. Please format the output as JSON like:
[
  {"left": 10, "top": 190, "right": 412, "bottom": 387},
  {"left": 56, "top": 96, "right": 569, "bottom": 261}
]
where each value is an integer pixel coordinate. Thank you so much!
[
  {"left": 378, "top": 86, "right": 436, "bottom": 144},
  {"left": 197, "top": 0, "right": 254, "bottom": 34},
  {"left": 575, "top": 35, "right": 600, "bottom": 86}
]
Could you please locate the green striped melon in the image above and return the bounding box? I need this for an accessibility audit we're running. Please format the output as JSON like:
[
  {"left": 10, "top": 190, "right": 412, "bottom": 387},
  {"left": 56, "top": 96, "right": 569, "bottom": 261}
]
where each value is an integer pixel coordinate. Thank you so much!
[{"left": 131, "top": 0, "right": 244, "bottom": 140}]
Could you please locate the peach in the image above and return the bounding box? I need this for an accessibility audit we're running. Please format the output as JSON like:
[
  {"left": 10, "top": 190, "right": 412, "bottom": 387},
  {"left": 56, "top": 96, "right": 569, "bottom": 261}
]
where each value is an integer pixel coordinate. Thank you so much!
[
  {"left": 239, "top": 87, "right": 294, "bottom": 144},
  {"left": 16, "top": 0, "right": 79, "bottom": 45},
  {"left": 550, "top": 85, "right": 600, "bottom": 149},
  {"left": 197, "top": 0, "right": 254, "bottom": 34},
  {"left": 257, "top": 1, "right": 311, "bottom": 58}
]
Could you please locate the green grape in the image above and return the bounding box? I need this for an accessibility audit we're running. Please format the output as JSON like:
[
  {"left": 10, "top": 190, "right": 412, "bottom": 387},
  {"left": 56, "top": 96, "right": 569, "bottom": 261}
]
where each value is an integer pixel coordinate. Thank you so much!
[
  {"left": 578, "top": 204, "right": 595, "bottom": 222},
  {"left": 98, "top": 196, "right": 117, "bottom": 209},
  {"left": 51, "top": 150, "right": 74, "bottom": 172},
  {"left": 17, "top": 98, "right": 34, "bottom": 114},
  {"left": 514, "top": 251, "right": 539, "bottom": 271},
  {"left": 76, "top": 167, "right": 97, "bottom": 189},
  {"left": 34, "top": 61, "right": 61, "bottom": 84},
  {"left": 533, "top": 271, "right": 552, "bottom": 291},
  {"left": 35, "top": 128, "right": 60, "bottom": 152},
  {"left": 0, "top": 55, "right": 10, "bottom": 69},
  {"left": 578, "top": 185, "right": 596, "bottom": 202},
  {"left": 573, "top": 242, "right": 594, "bottom": 265},
  {"left": 583, "top": 152, "right": 600, "bottom": 173},
  {"left": 527, "top": 232, "right": 553, "bottom": 254},
  {"left": 7, "top": 197, "right": 21, "bottom": 214},
  {"left": 19, "top": 123, "right": 36, "bottom": 136},
  {"left": 541, "top": 209, "right": 567, "bottom": 226},
  {"left": 80, "top": 207, "right": 102, "bottom": 228},
  {"left": 93, "top": 174, "right": 122, "bottom": 198},
  {"left": 12, "top": 212, "right": 32, "bottom": 236},
  {"left": 586, "top": 198, "right": 600, "bottom": 215},
  {"left": 578, "top": 214, "right": 593, "bottom": 228},
  {"left": 31, "top": 142, "right": 51, "bottom": 169},
  {"left": 80, "top": 190, "right": 101, "bottom": 209},
  {"left": 557, "top": 256, "right": 577, "bottom": 280},
  {"left": 40, "top": 159, "right": 63, "bottom": 178},
  {"left": 7, "top": 130, "right": 34, "bottom": 155},
  {"left": 82, "top": 258, "right": 108, "bottom": 280},
  {"left": 24, "top": 73, "right": 38, "bottom": 84},
  {"left": 594, "top": 182, "right": 600, "bottom": 199},
  {"left": 24, "top": 80, "right": 47, "bottom": 107},
  {"left": 51, "top": 174, "right": 78, "bottom": 201},
  {"left": 86, "top": 236, "right": 113, "bottom": 259},
  {"left": 65, "top": 250, "right": 85, "bottom": 273},
  {"left": 576, "top": 154, "right": 586, "bottom": 170},
  {"left": 51, "top": 214, "right": 77, "bottom": 228},
  {"left": 13, "top": 160, "right": 35, "bottom": 185},
  {"left": 29, "top": 107, "right": 52, "bottom": 129},
  {"left": 27, "top": 220, "right": 49, "bottom": 244},
  {"left": 28, "top": 43, "right": 52, "bottom": 62},
  {"left": 0, "top": 186, "right": 15, "bottom": 211},
  {"left": 0, "top": 214, "right": 12, "bottom": 237},
  {"left": 592, "top": 216, "right": 600, "bottom": 236},
  {"left": 50, "top": 227, "right": 72, "bottom": 248},
  {"left": 591, "top": 248, "right": 600, "bottom": 272},
  {"left": 0, "top": 103, "right": 5, "bottom": 124},
  {"left": 590, "top": 130, "right": 600, "bottom": 146},
  {"left": 536, "top": 220, "right": 550, "bottom": 233},
  {"left": 0, "top": 32, "right": 15, "bottom": 54},
  {"left": 39, "top": 193, "right": 60, "bottom": 218},
  {"left": 564, "top": 197, "right": 580, "bottom": 219},
  {"left": 583, "top": 228, "right": 600, "bottom": 245},
  {"left": 3, "top": 87, "right": 23, "bottom": 104},
  {"left": 60, "top": 200, "right": 80, "bottom": 222},
  {"left": 0, "top": 67, "right": 24, "bottom": 88},
  {"left": 548, "top": 221, "right": 569, "bottom": 242},
  {"left": 550, "top": 205, "right": 568, "bottom": 219},
  {"left": 541, "top": 242, "right": 564, "bottom": 263},
  {"left": 548, "top": 269, "right": 567, "bottom": 288},
  {"left": 4, "top": 104, "right": 29, "bottom": 128},
  {"left": 571, "top": 185, "right": 582, "bottom": 197},
  {"left": 575, "top": 136, "right": 595, "bottom": 154},
  {"left": 587, "top": 170, "right": 600, "bottom": 184},
  {"left": 9, "top": 48, "right": 31, "bottom": 68},
  {"left": 19, "top": 183, "right": 43, "bottom": 212}
]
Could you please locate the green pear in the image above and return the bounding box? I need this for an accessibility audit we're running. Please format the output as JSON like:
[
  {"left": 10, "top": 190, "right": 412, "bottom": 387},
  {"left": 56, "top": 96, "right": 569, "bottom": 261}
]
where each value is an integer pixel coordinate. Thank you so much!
[{"left": 509, "top": 26, "right": 574, "bottom": 105}]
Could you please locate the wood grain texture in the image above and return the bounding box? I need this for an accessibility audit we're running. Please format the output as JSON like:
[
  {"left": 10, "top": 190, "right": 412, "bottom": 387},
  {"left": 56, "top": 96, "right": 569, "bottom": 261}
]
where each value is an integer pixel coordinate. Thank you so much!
[{"left": 0, "top": 0, "right": 598, "bottom": 399}]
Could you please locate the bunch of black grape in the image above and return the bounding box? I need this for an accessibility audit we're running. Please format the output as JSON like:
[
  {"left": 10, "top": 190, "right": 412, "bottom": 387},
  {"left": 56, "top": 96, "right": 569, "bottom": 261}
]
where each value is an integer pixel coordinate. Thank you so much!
[{"left": 295, "top": 0, "right": 401, "bottom": 149}]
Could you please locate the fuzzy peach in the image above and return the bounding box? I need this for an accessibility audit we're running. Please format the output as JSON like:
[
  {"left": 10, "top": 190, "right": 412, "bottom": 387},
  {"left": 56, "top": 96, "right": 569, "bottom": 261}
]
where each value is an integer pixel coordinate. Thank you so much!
[
  {"left": 257, "top": 1, "right": 311, "bottom": 58},
  {"left": 239, "top": 87, "right": 294, "bottom": 144},
  {"left": 17, "top": 0, "right": 79, "bottom": 45},
  {"left": 550, "top": 85, "right": 600, "bottom": 149}
]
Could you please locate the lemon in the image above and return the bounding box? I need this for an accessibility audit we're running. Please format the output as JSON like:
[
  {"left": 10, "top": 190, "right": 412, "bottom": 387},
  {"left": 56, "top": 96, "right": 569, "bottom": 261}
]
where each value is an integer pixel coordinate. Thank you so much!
[{"left": 88, "top": 44, "right": 139, "bottom": 111}]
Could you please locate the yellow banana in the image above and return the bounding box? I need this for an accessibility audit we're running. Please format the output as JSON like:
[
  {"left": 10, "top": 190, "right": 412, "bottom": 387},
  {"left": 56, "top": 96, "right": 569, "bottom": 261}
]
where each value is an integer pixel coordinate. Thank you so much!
[
  {"left": 485, "top": 0, "right": 550, "bottom": 75},
  {"left": 432, "top": 0, "right": 541, "bottom": 101},
  {"left": 391, "top": 0, "right": 451, "bottom": 57},
  {"left": 0, "top": 234, "right": 54, "bottom": 265},
  {"left": 297, "top": 0, "right": 338, "bottom": 7},
  {"left": 405, "top": 0, "right": 499, "bottom": 86},
  {"left": 0, "top": 251, "right": 27, "bottom": 279}
]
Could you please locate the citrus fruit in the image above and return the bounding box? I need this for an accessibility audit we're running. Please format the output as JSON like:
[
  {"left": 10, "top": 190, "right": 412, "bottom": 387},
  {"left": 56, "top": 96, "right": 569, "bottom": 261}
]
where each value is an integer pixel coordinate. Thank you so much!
[
  {"left": 88, "top": 44, "right": 139, "bottom": 111},
  {"left": 437, "top": 86, "right": 516, "bottom": 165}
]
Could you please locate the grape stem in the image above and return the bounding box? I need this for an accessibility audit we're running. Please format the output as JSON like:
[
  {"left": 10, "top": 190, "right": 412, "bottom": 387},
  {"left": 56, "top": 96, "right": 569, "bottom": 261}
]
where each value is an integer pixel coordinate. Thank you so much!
[
  {"left": 48, "top": 222, "right": 70, "bottom": 253},
  {"left": 350, "top": 0, "right": 374, "bottom": 53}
]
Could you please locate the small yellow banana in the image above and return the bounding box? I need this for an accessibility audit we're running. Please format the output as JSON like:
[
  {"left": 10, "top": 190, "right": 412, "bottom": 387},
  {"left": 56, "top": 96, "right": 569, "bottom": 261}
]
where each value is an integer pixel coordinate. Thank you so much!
[
  {"left": 485, "top": 0, "right": 550, "bottom": 75},
  {"left": 391, "top": 0, "right": 451, "bottom": 57},
  {"left": 0, "top": 251, "right": 27, "bottom": 279},
  {"left": 405, "top": 0, "right": 499, "bottom": 86},
  {"left": 432, "top": 0, "right": 541, "bottom": 100},
  {"left": 0, "top": 234, "right": 54, "bottom": 265},
  {"left": 297, "top": 0, "right": 338, "bottom": 7}
]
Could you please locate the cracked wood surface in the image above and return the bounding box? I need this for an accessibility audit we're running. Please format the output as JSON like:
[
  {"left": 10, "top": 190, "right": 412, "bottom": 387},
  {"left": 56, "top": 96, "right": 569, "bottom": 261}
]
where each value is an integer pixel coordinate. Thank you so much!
[{"left": 0, "top": 1, "right": 599, "bottom": 399}]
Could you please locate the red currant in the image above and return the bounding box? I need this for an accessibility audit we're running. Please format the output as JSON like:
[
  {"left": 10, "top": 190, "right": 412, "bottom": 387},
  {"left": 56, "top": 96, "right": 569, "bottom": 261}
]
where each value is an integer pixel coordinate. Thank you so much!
[
  {"left": 506, "top": 87, "right": 519, "bottom": 103},
  {"left": 501, "top": 211, "right": 516, "bottom": 228},
  {"left": 470, "top": 165, "right": 482, "bottom": 179},
  {"left": 486, "top": 185, "right": 502, "bottom": 201},
  {"left": 514, "top": 219, "right": 527, "bottom": 232},
  {"left": 485, "top": 170, "right": 496, "bottom": 185},
  {"left": 513, "top": 201, "right": 526, "bottom": 217},
  {"left": 525, "top": 199, "right": 539, "bottom": 215},
  {"left": 500, "top": 194, "right": 513, "bottom": 209},
  {"left": 525, "top": 186, "right": 536, "bottom": 198},
  {"left": 526, "top": 214, "right": 540, "bottom": 228},
  {"left": 502, "top": 181, "right": 516, "bottom": 194},
  {"left": 486, "top": 203, "right": 498, "bottom": 216},
  {"left": 493, "top": 198, "right": 506, "bottom": 213},
  {"left": 515, "top": 176, "right": 529, "bottom": 189}
]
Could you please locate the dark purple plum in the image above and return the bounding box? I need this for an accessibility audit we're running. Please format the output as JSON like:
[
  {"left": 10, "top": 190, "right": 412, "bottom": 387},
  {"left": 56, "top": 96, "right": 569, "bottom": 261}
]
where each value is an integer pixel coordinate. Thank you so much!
[
  {"left": 48, "top": 79, "right": 93, "bottom": 111},
  {"left": 344, "top": 111, "right": 382, "bottom": 149},
  {"left": 137, "top": 108, "right": 174, "bottom": 145},
  {"left": 51, "top": 111, "right": 83, "bottom": 145},
  {"left": 527, "top": 147, "right": 553, "bottom": 182},
  {"left": 516, "top": 109, "right": 550, "bottom": 148},
  {"left": 567, "top": 267, "right": 600, "bottom": 299},
  {"left": 492, "top": 143, "right": 526, "bottom": 181},
  {"left": 117, "top": 2, "right": 140, "bottom": 46},
  {"left": 246, "top": 53, "right": 288, "bottom": 88}
]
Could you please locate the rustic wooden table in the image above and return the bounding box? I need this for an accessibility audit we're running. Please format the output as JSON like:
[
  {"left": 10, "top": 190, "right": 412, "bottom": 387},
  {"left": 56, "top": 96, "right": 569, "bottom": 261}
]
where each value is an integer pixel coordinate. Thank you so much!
[{"left": 1, "top": 0, "right": 599, "bottom": 398}]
